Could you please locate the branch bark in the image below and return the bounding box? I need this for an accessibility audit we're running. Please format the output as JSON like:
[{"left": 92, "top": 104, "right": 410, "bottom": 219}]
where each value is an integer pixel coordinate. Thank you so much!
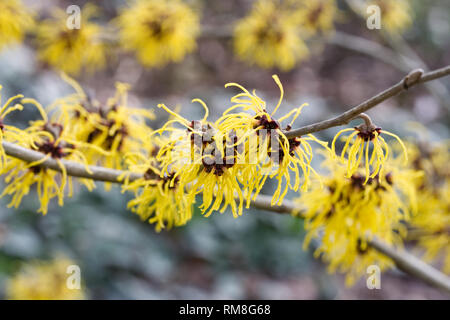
[
  {"left": 369, "top": 238, "right": 450, "bottom": 294},
  {"left": 284, "top": 65, "right": 450, "bottom": 139},
  {"left": 2, "top": 141, "right": 143, "bottom": 183}
]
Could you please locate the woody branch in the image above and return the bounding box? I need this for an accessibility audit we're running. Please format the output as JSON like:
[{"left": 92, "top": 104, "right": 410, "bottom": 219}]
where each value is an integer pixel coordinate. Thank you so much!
[
  {"left": 1, "top": 65, "right": 450, "bottom": 293},
  {"left": 284, "top": 65, "right": 450, "bottom": 139}
]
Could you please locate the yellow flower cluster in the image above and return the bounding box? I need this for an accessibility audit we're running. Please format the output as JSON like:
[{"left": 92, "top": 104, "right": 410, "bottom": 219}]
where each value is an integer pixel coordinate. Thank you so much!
[
  {"left": 1, "top": 75, "right": 441, "bottom": 287},
  {"left": 123, "top": 75, "right": 324, "bottom": 230},
  {"left": 121, "top": 137, "right": 193, "bottom": 231},
  {"left": 0, "top": 74, "right": 154, "bottom": 213},
  {"left": 365, "top": 0, "right": 412, "bottom": 34},
  {"left": 218, "top": 76, "right": 326, "bottom": 205},
  {"left": 0, "top": 74, "right": 416, "bottom": 241},
  {"left": 297, "top": 153, "right": 421, "bottom": 285},
  {"left": 0, "top": 0, "right": 34, "bottom": 49},
  {"left": 53, "top": 74, "right": 155, "bottom": 172},
  {"left": 6, "top": 258, "right": 85, "bottom": 300},
  {"left": 1, "top": 96, "right": 99, "bottom": 214},
  {"left": 35, "top": 4, "right": 107, "bottom": 75},
  {"left": 0, "top": 0, "right": 415, "bottom": 75},
  {"left": 332, "top": 116, "right": 408, "bottom": 185},
  {"left": 0, "top": 1, "right": 201, "bottom": 73},
  {"left": 408, "top": 141, "right": 450, "bottom": 274},
  {"left": 234, "top": 0, "right": 306, "bottom": 71},
  {"left": 117, "top": 0, "right": 200, "bottom": 68},
  {"left": 234, "top": 0, "right": 338, "bottom": 71}
]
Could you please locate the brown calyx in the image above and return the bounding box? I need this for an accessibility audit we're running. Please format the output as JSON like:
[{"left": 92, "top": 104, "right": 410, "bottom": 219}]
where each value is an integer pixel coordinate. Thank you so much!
[
  {"left": 144, "top": 167, "right": 179, "bottom": 190},
  {"left": 355, "top": 123, "right": 381, "bottom": 142},
  {"left": 35, "top": 123, "right": 73, "bottom": 159},
  {"left": 254, "top": 114, "right": 280, "bottom": 131},
  {"left": 350, "top": 172, "right": 393, "bottom": 191}
]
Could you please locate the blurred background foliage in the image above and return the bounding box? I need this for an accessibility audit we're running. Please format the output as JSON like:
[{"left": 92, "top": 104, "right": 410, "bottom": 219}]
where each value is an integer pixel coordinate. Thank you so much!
[{"left": 0, "top": 0, "right": 449, "bottom": 299}]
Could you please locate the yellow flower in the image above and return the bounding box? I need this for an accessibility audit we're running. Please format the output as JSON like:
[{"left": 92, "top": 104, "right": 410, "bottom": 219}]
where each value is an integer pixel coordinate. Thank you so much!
[
  {"left": 7, "top": 258, "right": 85, "bottom": 300},
  {"left": 1, "top": 98, "right": 100, "bottom": 214},
  {"left": 0, "top": 0, "right": 34, "bottom": 49},
  {"left": 52, "top": 75, "right": 155, "bottom": 173},
  {"left": 407, "top": 141, "right": 450, "bottom": 274},
  {"left": 117, "top": 0, "right": 200, "bottom": 68},
  {"left": 122, "top": 137, "right": 193, "bottom": 231},
  {"left": 332, "top": 115, "right": 408, "bottom": 184},
  {"left": 406, "top": 139, "right": 449, "bottom": 185},
  {"left": 154, "top": 101, "right": 246, "bottom": 218},
  {"left": 218, "top": 75, "right": 325, "bottom": 206},
  {"left": 35, "top": 4, "right": 106, "bottom": 75},
  {"left": 297, "top": 154, "right": 421, "bottom": 285},
  {"left": 82, "top": 84, "right": 154, "bottom": 171},
  {"left": 411, "top": 185, "right": 450, "bottom": 274},
  {"left": 0, "top": 85, "right": 26, "bottom": 168},
  {"left": 365, "top": 0, "right": 412, "bottom": 34},
  {"left": 234, "top": 0, "right": 309, "bottom": 71},
  {"left": 293, "top": 0, "right": 337, "bottom": 34}
]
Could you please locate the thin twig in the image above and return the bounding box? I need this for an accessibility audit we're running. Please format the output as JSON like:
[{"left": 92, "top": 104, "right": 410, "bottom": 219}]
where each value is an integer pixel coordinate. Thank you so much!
[
  {"left": 2, "top": 141, "right": 142, "bottom": 183},
  {"left": 341, "top": 0, "right": 450, "bottom": 110},
  {"left": 369, "top": 238, "right": 450, "bottom": 294},
  {"left": 250, "top": 194, "right": 300, "bottom": 216},
  {"left": 328, "top": 31, "right": 416, "bottom": 72},
  {"left": 284, "top": 65, "right": 450, "bottom": 139}
]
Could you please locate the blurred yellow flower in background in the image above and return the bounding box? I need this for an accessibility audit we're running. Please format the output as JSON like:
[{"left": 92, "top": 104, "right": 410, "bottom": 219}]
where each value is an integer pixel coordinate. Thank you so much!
[
  {"left": 297, "top": 154, "right": 421, "bottom": 285},
  {"left": 293, "top": 0, "right": 337, "bottom": 34},
  {"left": 407, "top": 141, "right": 450, "bottom": 274},
  {"left": 366, "top": 0, "right": 412, "bottom": 34},
  {"left": 117, "top": 0, "right": 200, "bottom": 68},
  {"left": 0, "top": 0, "right": 34, "bottom": 49},
  {"left": 35, "top": 4, "right": 106, "bottom": 75},
  {"left": 411, "top": 185, "right": 450, "bottom": 274},
  {"left": 234, "top": 0, "right": 309, "bottom": 71},
  {"left": 7, "top": 258, "right": 85, "bottom": 300}
]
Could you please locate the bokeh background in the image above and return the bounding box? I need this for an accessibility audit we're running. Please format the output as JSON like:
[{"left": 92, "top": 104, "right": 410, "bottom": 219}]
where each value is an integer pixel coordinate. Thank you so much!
[{"left": 0, "top": 0, "right": 449, "bottom": 299}]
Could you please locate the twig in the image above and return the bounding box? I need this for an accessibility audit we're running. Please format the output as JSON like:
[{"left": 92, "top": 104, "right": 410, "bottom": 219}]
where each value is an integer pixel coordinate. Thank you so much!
[
  {"left": 2, "top": 141, "right": 142, "bottom": 183},
  {"left": 340, "top": 0, "right": 450, "bottom": 110},
  {"left": 250, "top": 194, "right": 300, "bottom": 216},
  {"left": 328, "top": 31, "right": 416, "bottom": 72},
  {"left": 369, "top": 238, "right": 450, "bottom": 294},
  {"left": 284, "top": 65, "right": 450, "bottom": 139}
]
